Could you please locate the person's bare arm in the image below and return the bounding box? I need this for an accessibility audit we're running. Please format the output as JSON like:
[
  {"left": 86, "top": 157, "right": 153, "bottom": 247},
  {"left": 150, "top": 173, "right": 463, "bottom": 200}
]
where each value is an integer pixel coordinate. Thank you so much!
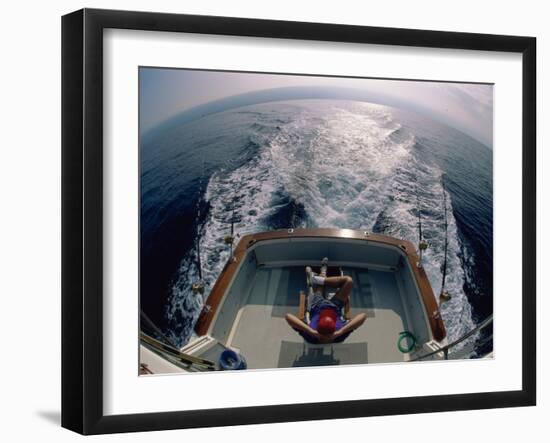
[
  {"left": 287, "top": 313, "right": 347, "bottom": 343},
  {"left": 333, "top": 313, "right": 367, "bottom": 339},
  {"left": 285, "top": 313, "right": 320, "bottom": 338}
]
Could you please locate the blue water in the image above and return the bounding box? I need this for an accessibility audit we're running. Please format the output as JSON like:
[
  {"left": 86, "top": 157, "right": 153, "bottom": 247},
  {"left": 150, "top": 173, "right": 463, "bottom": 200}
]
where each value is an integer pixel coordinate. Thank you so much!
[{"left": 140, "top": 99, "right": 493, "bottom": 356}]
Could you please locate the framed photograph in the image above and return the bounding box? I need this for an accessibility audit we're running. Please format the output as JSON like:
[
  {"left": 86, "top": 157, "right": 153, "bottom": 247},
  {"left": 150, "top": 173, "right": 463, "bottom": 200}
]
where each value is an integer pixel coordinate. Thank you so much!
[{"left": 62, "top": 8, "right": 536, "bottom": 434}]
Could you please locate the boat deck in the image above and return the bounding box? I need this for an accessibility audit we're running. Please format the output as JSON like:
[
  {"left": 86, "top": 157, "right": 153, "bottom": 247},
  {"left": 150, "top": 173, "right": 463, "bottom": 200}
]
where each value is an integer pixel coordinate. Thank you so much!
[{"left": 224, "top": 265, "right": 410, "bottom": 369}]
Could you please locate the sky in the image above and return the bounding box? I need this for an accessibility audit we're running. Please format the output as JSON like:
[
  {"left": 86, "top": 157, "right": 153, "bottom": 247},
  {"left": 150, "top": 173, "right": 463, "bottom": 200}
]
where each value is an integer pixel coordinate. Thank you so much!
[{"left": 139, "top": 68, "right": 493, "bottom": 147}]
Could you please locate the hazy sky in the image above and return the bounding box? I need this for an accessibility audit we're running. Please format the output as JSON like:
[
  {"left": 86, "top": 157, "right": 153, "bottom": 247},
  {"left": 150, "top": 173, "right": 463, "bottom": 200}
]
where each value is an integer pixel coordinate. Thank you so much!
[{"left": 139, "top": 68, "right": 493, "bottom": 146}]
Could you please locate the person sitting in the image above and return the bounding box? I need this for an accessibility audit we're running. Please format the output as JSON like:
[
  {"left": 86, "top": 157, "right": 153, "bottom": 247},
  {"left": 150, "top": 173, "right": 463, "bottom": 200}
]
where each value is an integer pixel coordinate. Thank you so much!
[{"left": 285, "top": 271, "right": 367, "bottom": 344}]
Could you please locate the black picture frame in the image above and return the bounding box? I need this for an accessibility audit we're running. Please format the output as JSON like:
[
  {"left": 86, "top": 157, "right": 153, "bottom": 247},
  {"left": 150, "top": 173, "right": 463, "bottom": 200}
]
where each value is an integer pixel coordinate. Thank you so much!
[{"left": 61, "top": 8, "right": 536, "bottom": 435}]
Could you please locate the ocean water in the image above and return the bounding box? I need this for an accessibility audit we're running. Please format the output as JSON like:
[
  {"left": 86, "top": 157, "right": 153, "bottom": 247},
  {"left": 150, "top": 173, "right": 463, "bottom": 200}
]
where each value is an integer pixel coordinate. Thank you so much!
[{"left": 140, "top": 99, "right": 493, "bottom": 356}]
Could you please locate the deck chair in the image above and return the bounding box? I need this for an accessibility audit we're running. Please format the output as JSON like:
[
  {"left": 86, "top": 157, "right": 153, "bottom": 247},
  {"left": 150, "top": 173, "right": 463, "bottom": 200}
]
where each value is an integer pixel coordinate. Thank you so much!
[{"left": 298, "top": 265, "right": 351, "bottom": 323}]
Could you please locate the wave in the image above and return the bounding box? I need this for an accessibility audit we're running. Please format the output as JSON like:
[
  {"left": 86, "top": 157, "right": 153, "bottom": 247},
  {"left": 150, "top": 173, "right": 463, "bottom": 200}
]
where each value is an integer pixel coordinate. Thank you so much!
[{"left": 166, "top": 101, "right": 477, "bottom": 350}]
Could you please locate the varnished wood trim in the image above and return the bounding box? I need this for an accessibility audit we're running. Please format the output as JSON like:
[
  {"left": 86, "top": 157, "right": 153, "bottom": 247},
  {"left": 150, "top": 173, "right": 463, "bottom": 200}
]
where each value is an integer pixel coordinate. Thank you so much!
[
  {"left": 194, "top": 228, "right": 446, "bottom": 341},
  {"left": 298, "top": 291, "right": 306, "bottom": 321}
]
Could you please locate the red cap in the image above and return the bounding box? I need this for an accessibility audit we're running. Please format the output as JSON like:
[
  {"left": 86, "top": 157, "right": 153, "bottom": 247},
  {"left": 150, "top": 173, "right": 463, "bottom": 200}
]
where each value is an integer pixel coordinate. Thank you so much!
[{"left": 317, "top": 308, "right": 337, "bottom": 335}]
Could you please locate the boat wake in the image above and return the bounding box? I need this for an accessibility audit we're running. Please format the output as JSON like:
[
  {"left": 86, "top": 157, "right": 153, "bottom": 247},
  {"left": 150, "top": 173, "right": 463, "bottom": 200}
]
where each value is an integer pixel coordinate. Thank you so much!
[{"left": 166, "top": 101, "right": 477, "bottom": 351}]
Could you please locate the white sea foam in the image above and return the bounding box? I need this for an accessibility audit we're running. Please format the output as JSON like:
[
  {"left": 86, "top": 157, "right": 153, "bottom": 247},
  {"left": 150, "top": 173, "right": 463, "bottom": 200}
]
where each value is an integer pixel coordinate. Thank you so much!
[{"left": 167, "top": 100, "right": 477, "bottom": 351}]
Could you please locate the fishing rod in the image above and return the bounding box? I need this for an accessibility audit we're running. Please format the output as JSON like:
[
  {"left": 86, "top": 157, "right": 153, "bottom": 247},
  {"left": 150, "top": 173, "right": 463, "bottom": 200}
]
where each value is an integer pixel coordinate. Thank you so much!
[
  {"left": 140, "top": 309, "right": 179, "bottom": 349},
  {"left": 192, "top": 158, "right": 205, "bottom": 295},
  {"left": 417, "top": 189, "right": 423, "bottom": 243},
  {"left": 140, "top": 310, "right": 215, "bottom": 371},
  {"left": 230, "top": 184, "right": 236, "bottom": 240},
  {"left": 416, "top": 180, "right": 428, "bottom": 267},
  {"left": 411, "top": 314, "right": 493, "bottom": 361},
  {"left": 223, "top": 161, "right": 239, "bottom": 262},
  {"left": 195, "top": 237, "right": 203, "bottom": 281},
  {"left": 440, "top": 176, "right": 452, "bottom": 303}
]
